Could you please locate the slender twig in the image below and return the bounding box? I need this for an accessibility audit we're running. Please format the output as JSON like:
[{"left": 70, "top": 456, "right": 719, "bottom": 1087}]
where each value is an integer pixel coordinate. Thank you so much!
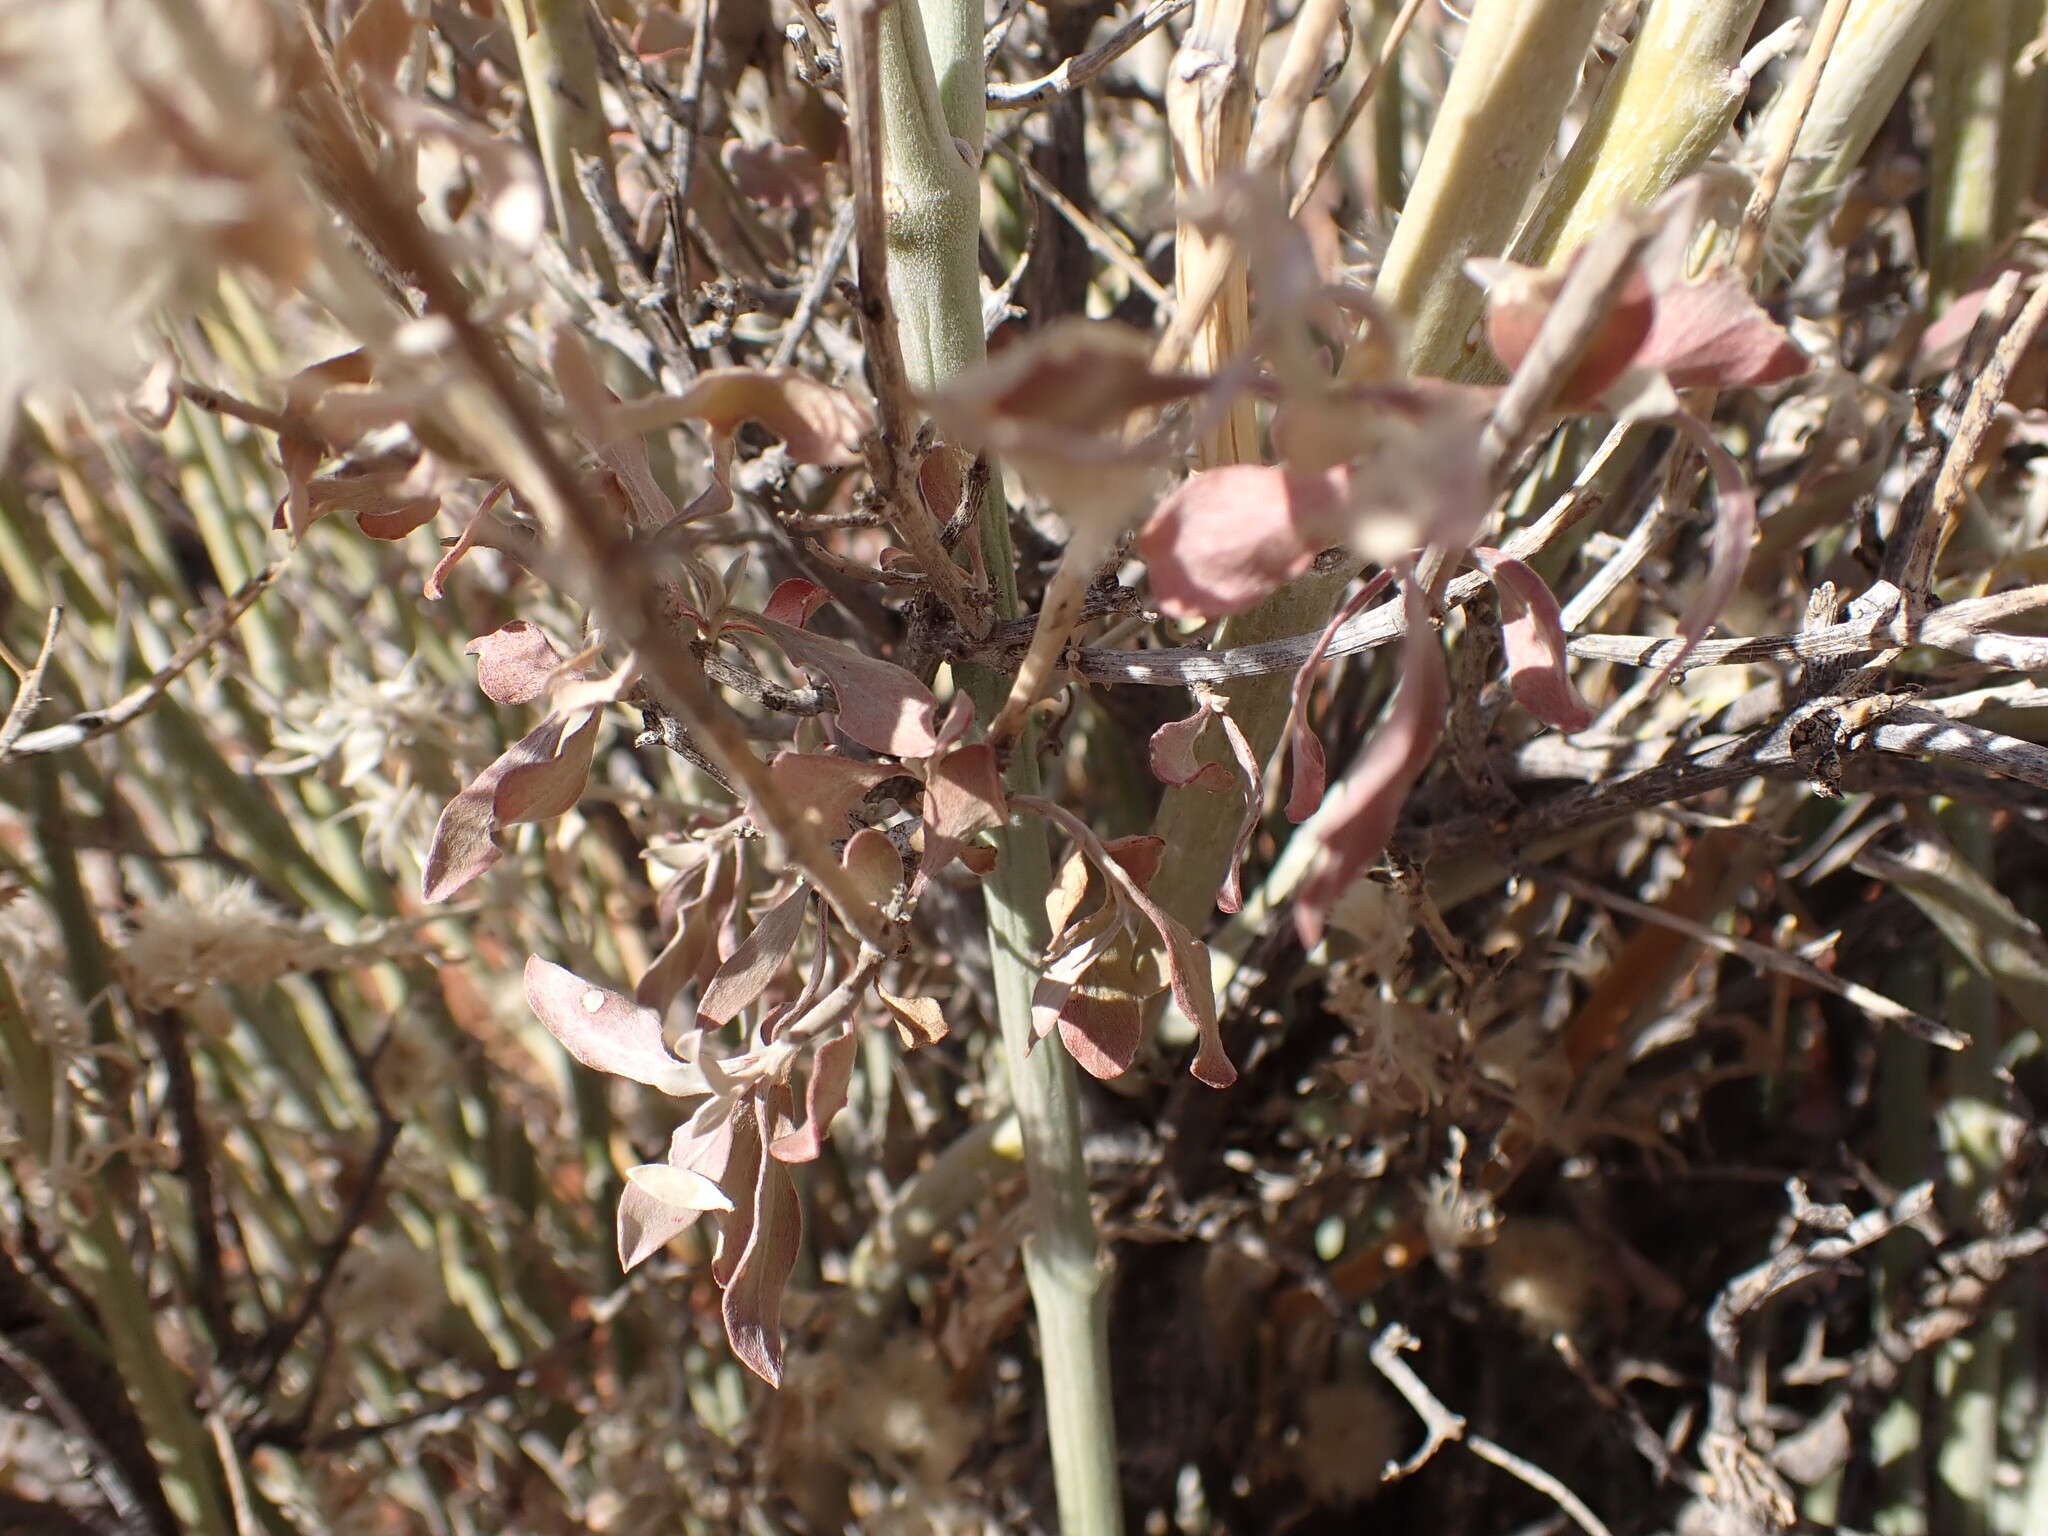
[
  {"left": 1288, "top": 0, "right": 1427, "bottom": 219},
  {"left": 1733, "top": 0, "right": 1854, "bottom": 278},
  {"left": 986, "top": 0, "right": 1192, "bottom": 108},
  {"left": 0, "top": 607, "right": 62, "bottom": 758},
  {"left": 1528, "top": 864, "right": 1964, "bottom": 1049},
  {"left": 1369, "top": 1323, "right": 1619, "bottom": 1536},
  {"left": 1, "top": 565, "right": 285, "bottom": 764}
]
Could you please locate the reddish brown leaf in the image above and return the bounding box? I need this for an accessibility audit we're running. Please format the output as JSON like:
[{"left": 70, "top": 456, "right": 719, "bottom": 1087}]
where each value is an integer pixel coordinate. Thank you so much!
[
  {"left": 523, "top": 957, "right": 701, "bottom": 1095},
  {"left": 753, "top": 618, "right": 941, "bottom": 757},
  {"left": 1473, "top": 255, "right": 1654, "bottom": 409},
  {"left": 1148, "top": 706, "right": 1235, "bottom": 791},
  {"left": 763, "top": 752, "right": 901, "bottom": 838},
  {"left": 763, "top": 577, "right": 832, "bottom": 628},
  {"left": 723, "top": 140, "right": 827, "bottom": 209},
  {"left": 1137, "top": 463, "right": 1351, "bottom": 619},
  {"left": 1281, "top": 571, "right": 1392, "bottom": 823},
  {"left": 421, "top": 710, "right": 601, "bottom": 901},
  {"left": 1469, "top": 548, "right": 1595, "bottom": 732},
  {"left": 636, "top": 852, "right": 737, "bottom": 1011},
  {"left": 425, "top": 482, "right": 511, "bottom": 599},
  {"left": 1637, "top": 275, "right": 1810, "bottom": 392},
  {"left": 917, "top": 743, "right": 1007, "bottom": 889},
  {"left": 722, "top": 1135, "right": 803, "bottom": 1387},
  {"left": 1297, "top": 582, "right": 1448, "bottom": 947},
  {"left": 767, "top": 1029, "right": 859, "bottom": 1163},
  {"left": 877, "top": 988, "right": 950, "bottom": 1049},
  {"left": 465, "top": 620, "right": 569, "bottom": 706},
  {"left": 1661, "top": 411, "right": 1761, "bottom": 681},
  {"left": 698, "top": 885, "right": 810, "bottom": 1028},
  {"left": 841, "top": 826, "right": 906, "bottom": 913}
]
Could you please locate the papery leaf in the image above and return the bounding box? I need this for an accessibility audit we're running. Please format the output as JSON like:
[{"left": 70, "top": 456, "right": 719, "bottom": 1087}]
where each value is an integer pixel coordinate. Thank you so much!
[
  {"left": 1636, "top": 274, "right": 1810, "bottom": 392},
  {"left": 523, "top": 956, "right": 702, "bottom": 1095},
  {"left": 878, "top": 988, "right": 950, "bottom": 1049},
  {"left": 1044, "top": 848, "right": 1094, "bottom": 947},
  {"left": 1138, "top": 464, "right": 1351, "bottom": 618},
  {"left": 624, "top": 1163, "right": 734, "bottom": 1214},
  {"left": 425, "top": 481, "right": 512, "bottom": 599},
  {"left": 1055, "top": 986, "right": 1145, "bottom": 1081},
  {"left": 1281, "top": 571, "right": 1392, "bottom": 823},
  {"left": 421, "top": 710, "right": 602, "bottom": 900},
  {"left": 1148, "top": 706, "right": 1234, "bottom": 791},
  {"left": 1472, "top": 255, "right": 1654, "bottom": 409},
  {"left": 710, "top": 1104, "right": 764, "bottom": 1288},
  {"left": 465, "top": 620, "right": 569, "bottom": 706},
  {"left": 609, "top": 369, "right": 868, "bottom": 466},
  {"left": 841, "top": 827, "right": 906, "bottom": 913},
  {"left": 724, "top": 140, "right": 827, "bottom": 208},
  {"left": 753, "top": 618, "right": 940, "bottom": 757},
  {"left": 1469, "top": 548, "right": 1595, "bottom": 732},
  {"left": 1023, "top": 799, "right": 1234, "bottom": 1087},
  {"left": 917, "top": 743, "right": 1007, "bottom": 889},
  {"left": 1297, "top": 582, "right": 1447, "bottom": 948},
  {"left": 930, "top": 319, "right": 1205, "bottom": 441},
  {"left": 1101, "top": 834, "right": 1167, "bottom": 892},
  {"left": 1213, "top": 706, "right": 1263, "bottom": 914},
  {"left": 551, "top": 327, "right": 681, "bottom": 529},
  {"left": 636, "top": 852, "right": 737, "bottom": 1011},
  {"left": 764, "top": 578, "right": 832, "bottom": 628},
  {"left": 698, "top": 885, "right": 810, "bottom": 1028},
  {"left": 1659, "top": 411, "right": 1761, "bottom": 681},
  {"left": 764, "top": 751, "right": 902, "bottom": 837},
  {"left": 723, "top": 1136, "right": 803, "bottom": 1387},
  {"left": 767, "top": 1029, "right": 859, "bottom": 1163},
  {"left": 617, "top": 1100, "right": 738, "bottom": 1270}
]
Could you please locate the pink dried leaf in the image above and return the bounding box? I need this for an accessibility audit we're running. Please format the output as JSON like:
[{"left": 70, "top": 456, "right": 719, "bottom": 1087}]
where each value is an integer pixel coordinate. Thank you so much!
[
  {"left": 1053, "top": 984, "right": 1145, "bottom": 1080},
  {"left": 917, "top": 743, "right": 1007, "bottom": 889},
  {"left": 425, "top": 481, "right": 512, "bottom": 599},
  {"left": 618, "top": 1101, "right": 742, "bottom": 1270},
  {"left": 722, "top": 1140, "right": 803, "bottom": 1387},
  {"left": 709, "top": 1104, "right": 765, "bottom": 1287},
  {"left": 1148, "top": 706, "right": 1234, "bottom": 791},
  {"left": 753, "top": 618, "right": 940, "bottom": 758},
  {"left": 1137, "top": 463, "right": 1351, "bottom": 619},
  {"left": 465, "top": 620, "right": 569, "bottom": 706},
  {"left": 877, "top": 988, "right": 950, "bottom": 1049},
  {"left": 1472, "top": 255, "right": 1654, "bottom": 410},
  {"left": 723, "top": 139, "right": 827, "bottom": 209},
  {"left": 698, "top": 885, "right": 810, "bottom": 1028},
  {"left": 840, "top": 826, "right": 906, "bottom": 913},
  {"left": 1636, "top": 274, "right": 1810, "bottom": 392},
  {"left": 420, "top": 709, "right": 602, "bottom": 901},
  {"left": 763, "top": 752, "right": 900, "bottom": 838},
  {"left": 1297, "top": 582, "right": 1448, "bottom": 948},
  {"left": 1468, "top": 548, "right": 1595, "bottom": 732},
  {"left": 608, "top": 368, "right": 868, "bottom": 466},
  {"left": 767, "top": 1028, "right": 859, "bottom": 1163},
  {"left": 1658, "top": 411, "right": 1761, "bottom": 682},
  {"left": 1214, "top": 706, "right": 1263, "bottom": 914},
  {"left": 636, "top": 854, "right": 737, "bottom": 1011},
  {"left": 1023, "top": 799, "right": 1235, "bottom": 1088},
  {"left": 1280, "top": 571, "right": 1392, "bottom": 823},
  {"left": 523, "top": 956, "right": 703, "bottom": 1095}
]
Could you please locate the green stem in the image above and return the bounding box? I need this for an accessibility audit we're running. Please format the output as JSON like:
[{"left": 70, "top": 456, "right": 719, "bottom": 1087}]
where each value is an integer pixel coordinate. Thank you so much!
[
  {"left": 503, "top": 0, "right": 617, "bottom": 277},
  {"left": 1927, "top": 0, "right": 2010, "bottom": 304},
  {"left": 874, "top": 0, "right": 1124, "bottom": 1527},
  {"left": 1513, "top": 0, "right": 1766, "bottom": 269},
  {"left": 1745, "top": 0, "right": 1951, "bottom": 267}
]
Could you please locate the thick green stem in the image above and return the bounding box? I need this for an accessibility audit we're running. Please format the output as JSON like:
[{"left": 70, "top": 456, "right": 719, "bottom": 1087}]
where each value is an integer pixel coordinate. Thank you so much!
[
  {"left": 1745, "top": 0, "right": 1952, "bottom": 264},
  {"left": 1514, "top": 0, "right": 1766, "bottom": 268},
  {"left": 875, "top": 1, "right": 1124, "bottom": 1528},
  {"left": 503, "top": 0, "right": 616, "bottom": 277},
  {"left": 1927, "top": 0, "right": 2010, "bottom": 304}
]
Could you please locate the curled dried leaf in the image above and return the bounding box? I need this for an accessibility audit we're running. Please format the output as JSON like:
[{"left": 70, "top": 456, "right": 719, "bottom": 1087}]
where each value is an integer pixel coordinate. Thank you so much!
[
  {"left": 465, "top": 620, "right": 569, "bottom": 706},
  {"left": 1468, "top": 548, "right": 1594, "bottom": 732},
  {"left": 421, "top": 709, "right": 602, "bottom": 901},
  {"left": 1298, "top": 581, "right": 1447, "bottom": 948},
  {"left": 753, "top": 618, "right": 940, "bottom": 758}
]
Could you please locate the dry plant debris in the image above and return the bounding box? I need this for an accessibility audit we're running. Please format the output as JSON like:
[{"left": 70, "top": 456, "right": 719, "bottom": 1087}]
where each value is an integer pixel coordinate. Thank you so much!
[{"left": 3, "top": 0, "right": 2048, "bottom": 1532}]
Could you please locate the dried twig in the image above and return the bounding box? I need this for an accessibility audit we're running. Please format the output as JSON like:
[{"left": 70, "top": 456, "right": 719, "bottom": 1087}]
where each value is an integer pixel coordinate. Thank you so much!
[{"left": 986, "top": 0, "right": 1193, "bottom": 108}]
